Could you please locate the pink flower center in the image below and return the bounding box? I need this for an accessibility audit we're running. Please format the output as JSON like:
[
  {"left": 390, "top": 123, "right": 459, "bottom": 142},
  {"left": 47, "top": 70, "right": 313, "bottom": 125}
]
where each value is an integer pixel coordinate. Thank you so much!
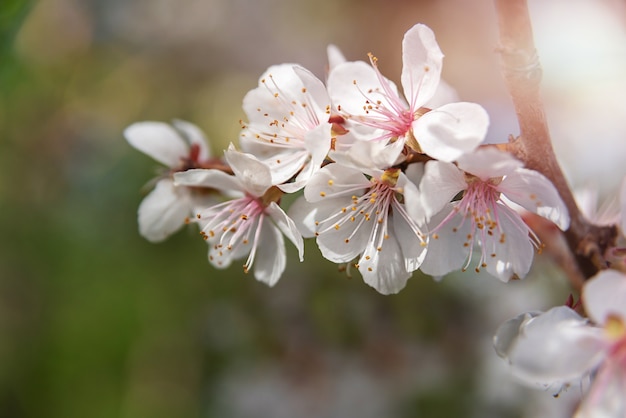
[
  {"left": 198, "top": 195, "right": 267, "bottom": 273},
  {"left": 432, "top": 174, "right": 539, "bottom": 273}
]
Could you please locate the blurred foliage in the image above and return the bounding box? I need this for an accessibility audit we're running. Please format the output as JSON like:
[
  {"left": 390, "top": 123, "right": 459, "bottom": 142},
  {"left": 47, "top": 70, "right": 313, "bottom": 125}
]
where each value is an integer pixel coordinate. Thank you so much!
[{"left": 0, "top": 1, "right": 576, "bottom": 417}]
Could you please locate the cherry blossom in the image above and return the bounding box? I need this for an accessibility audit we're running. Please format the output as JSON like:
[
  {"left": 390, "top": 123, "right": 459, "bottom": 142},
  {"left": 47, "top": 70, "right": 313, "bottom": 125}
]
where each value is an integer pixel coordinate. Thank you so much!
[
  {"left": 494, "top": 270, "right": 626, "bottom": 417},
  {"left": 173, "top": 145, "right": 304, "bottom": 286},
  {"left": 239, "top": 64, "right": 332, "bottom": 193},
  {"left": 289, "top": 163, "right": 426, "bottom": 294},
  {"left": 327, "top": 23, "right": 489, "bottom": 164},
  {"left": 124, "top": 120, "right": 217, "bottom": 242},
  {"left": 417, "top": 147, "right": 569, "bottom": 281}
]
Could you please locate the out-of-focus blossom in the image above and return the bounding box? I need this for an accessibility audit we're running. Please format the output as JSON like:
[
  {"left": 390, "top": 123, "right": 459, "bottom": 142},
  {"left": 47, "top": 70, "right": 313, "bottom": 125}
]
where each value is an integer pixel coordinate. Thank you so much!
[
  {"left": 494, "top": 270, "right": 626, "bottom": 417},
  {"left": 418, "top": 147, "right": 569, "bottom": 281},
  {"left": 124, "top": 120, "right": 217, "bottom": 242},
  {"left": 174, "top": 145, "right": 304, "bottom": 286}
]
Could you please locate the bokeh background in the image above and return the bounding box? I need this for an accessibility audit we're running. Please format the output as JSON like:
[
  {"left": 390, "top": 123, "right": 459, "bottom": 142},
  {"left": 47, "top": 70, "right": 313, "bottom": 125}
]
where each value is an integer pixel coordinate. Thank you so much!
[{"left": 2, "top": 0, "right": 626, "bottom": 417}]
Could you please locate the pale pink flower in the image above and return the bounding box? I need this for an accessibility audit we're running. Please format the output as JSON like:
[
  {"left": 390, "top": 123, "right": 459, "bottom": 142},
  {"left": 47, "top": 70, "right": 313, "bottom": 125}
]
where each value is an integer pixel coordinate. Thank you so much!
[
  {"left": 239, "top": 64, "right": 332, "bottom": 193},
  {"left": 124, "top": 120, "right": 216, "bottom": 242},
  {"left": 327, "top": 23, "right": 489, "bottom": 163},
  {"left": 289, "top": 163, "right": 426, "bottom": 294},
  {"left": 174, "top": 145, "right": 304, "bottom": 286},
  {"left": 494, "top": 270, "right": 626, "bottom": 417},
  {"left": 417, "top": 147, "right": 569, "bottom": 281}
]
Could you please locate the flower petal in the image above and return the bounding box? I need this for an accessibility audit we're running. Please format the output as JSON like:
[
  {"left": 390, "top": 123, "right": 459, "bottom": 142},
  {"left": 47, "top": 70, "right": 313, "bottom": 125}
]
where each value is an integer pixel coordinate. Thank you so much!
[
  {"left": 327, "top": 44, "right": 347, "bottom": 71},
  {"left": 173, "top": 168, "right": 244, "bottom": 197},
  {"left": 576, "top": 360, "right": 626, "bottom": 418},
  {"left": 413, "top": 102, "right": 489, "bottom": 162},
  {"left": 401, "top": 23, "right": 444, "bottom": 109},
  {"left": 583, "top": 270, "right": 626, "bottom": 325},
  {"left": 392, "top": 206, "right": 427, "bottom": 273},
  {"left": 253, "top": 219, "right": 286, "bottom": 287},
  {"left": 328, "top": 60, "right": 402, "bottom": 118},
  {"left": 499, "top": 168, "right": 570, "bottom": 231},
  {"left": 286, "top": 195, "right": 320, "bottom": 239},
  {"left": 484, "top": 204, "right": 534, "bottom": 282},
  {"left": 266, "top": 202, "right": 304, "bottom": 262},
  {"left": 304, "top": 163, "right": 369, "bottom": 203},
  {"left": 172, "top": 119, "right": 211, "bottom": 161},
  {"left": 419, "top": 160, "right": 466, "bottom": 220},
  {"left": 124, "top": 121, "right": 188, "bottom": 167},
  {"left": 419, "top": 206, "right": 471, "bottom": 277},
  {"left": 359, "top": 230, "right": 412, "bottom": 295},
  {"left": 225, "top": 144, "right": 272, "bottom": 197},
  {"left": 455, "top": 147, "right": 523, "bottom": 180},
  {"left": 495, "top": 306, "right": 607, "bottom": 388},
  {"left": 138, "top": 179, "right": 191, "bottom": 242}
]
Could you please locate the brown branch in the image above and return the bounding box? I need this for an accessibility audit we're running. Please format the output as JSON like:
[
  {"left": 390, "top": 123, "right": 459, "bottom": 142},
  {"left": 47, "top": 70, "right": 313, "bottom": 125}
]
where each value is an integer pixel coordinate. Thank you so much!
[{"left": 493, "top": 0, "right": 617, "bottom": 286}]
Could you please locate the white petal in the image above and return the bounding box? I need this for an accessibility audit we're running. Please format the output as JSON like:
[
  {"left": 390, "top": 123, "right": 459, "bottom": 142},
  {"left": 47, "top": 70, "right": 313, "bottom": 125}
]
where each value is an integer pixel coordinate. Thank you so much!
[
  {"left": 172, "top": 119, "right": 211, "bottom": 161},
  {"left": 173, "top": 168, "right": 243, "bottom": 196},
  {"left": 266, "top": 202, "right": 304, "bottom": 262},
  {"left": 424, "top": 79, "right": 459, "bottom": 109},
  {"left": 293, "top": 65, "right": 331, "bottom": 117},
  {"left": 224, "top": 144, "right": 272, "bottom": 197},
  {"left": 576, "top": 362, "right": 626, "bottom": 418},
  {"left": 332, "top": 136, "right": 405, "bottom": 171},
  {"left": 400, "top": 170, "right": 427, "bottom": 225},
  {"left": 124, "top": 122, "right": 188, "bottom": 167},
  {"left": 401, "top": 23, "right": 444, "bottom": 109},
  {"left": 304, "top": 163, "right": 369, "bottom": 203},
  {"left": 278, "top": 123, "right": 332, "bottom": 193},
  {"left": 456, "top": 147, "right": 523, "bottom": 180},
  {"left": 499, "top": 168, "right": 570, "bottom": 230},
  {"left": 419, "top": 206, "right": 471, "bottom": 277},
  {"left": 419, "top": 160, "right": 466, "bottom": 220},
  {"left": 328, "top": 61, "right": 402, "bottom": 117},
  {"left": 496, "top": 306, "right": 607, "bottom": 388},
  {"left": 414, "top": 102, "right": 489, "bottom": 162},
  {"left": 138, "top": 179, "right": 191, "bottom": 242},
  {"left": 583, "top": 270, "right": 626, "bottom": 325},
  {"left": 286, "top": 195, "right": 319, "bottom": 239},
  {"left": 391, "top": 207, "right": 427, "bottom": 272},
  {"left": 253, "top": 219, "right": 286, "bottom": 287},
  {"left": 327, "top": 44, "right": 347, "bottom": 71},
  {"left": 314, "top": 198, "right": 371, "bottom": 263},
  {"left": 359, "top": 231, "right": 412, "bottom": 295},
  {"left": 484, "top": 205, "right": 534, "bottom": 282}
]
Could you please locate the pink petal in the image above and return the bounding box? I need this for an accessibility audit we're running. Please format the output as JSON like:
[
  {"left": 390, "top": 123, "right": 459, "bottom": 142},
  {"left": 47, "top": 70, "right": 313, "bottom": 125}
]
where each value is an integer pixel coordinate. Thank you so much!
[{"left": 456, "top": 147, "right": 523, "bottom": 180}]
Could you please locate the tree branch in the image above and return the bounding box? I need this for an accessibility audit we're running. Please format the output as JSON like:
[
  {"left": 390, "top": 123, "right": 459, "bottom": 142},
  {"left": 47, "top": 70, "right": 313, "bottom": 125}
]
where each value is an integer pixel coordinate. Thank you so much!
[{"left": 493, "top": 0, "right": 617, "bottom": 285}]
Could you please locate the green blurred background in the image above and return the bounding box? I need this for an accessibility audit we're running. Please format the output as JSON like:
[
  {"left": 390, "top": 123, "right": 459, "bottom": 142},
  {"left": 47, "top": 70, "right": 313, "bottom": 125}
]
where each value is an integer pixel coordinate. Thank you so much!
[{"left": 2, "top": 0, "right": 625, "bottom": 417}]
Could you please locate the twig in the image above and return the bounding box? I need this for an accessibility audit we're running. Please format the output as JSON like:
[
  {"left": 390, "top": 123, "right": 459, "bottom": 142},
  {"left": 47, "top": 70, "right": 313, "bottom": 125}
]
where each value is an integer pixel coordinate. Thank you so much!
[{"left": 493, "top": 0, "right": 617, "bottom": 285}]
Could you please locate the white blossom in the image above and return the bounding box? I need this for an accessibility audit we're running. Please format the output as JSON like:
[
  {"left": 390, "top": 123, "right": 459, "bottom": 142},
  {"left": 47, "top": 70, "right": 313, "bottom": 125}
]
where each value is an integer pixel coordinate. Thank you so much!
[
  {"left": 417, "top": 147, "right": 569, "bottom": 281},
  {"left": 494, "top": 270, "right": 626, "bottom": 417},
  {"left": 327, "top": 23, "right": 488, "bottom": 164},
  {"left": 124, "top": 120, "right": 216, "bottom": 242},
  {"left": 174, "top": 145, "right": 304, "bottom": 286},
  {"left": 289, "top": 163, "right": 426, "bottom": 294}
]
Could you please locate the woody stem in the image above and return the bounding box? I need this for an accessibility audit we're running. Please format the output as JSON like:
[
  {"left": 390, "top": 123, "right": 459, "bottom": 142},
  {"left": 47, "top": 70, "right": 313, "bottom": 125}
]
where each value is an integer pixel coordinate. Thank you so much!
[{"left": 493, "top": 0, "right": 617, "bottom": 284}]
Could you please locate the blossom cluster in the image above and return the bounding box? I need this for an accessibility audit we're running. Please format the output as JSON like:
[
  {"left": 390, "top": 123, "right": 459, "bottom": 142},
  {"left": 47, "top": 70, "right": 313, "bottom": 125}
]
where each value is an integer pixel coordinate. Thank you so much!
[{"left": 125, "top": 23, "right": 570, "bottom": 295}]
